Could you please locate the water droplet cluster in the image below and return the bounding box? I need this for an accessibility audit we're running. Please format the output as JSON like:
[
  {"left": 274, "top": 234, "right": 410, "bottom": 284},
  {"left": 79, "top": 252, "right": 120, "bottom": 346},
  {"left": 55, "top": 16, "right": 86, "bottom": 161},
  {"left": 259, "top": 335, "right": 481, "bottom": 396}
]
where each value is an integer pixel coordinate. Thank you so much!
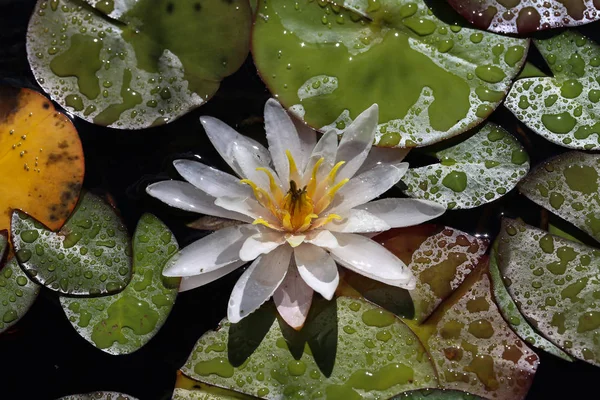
[{"left": 0, "top": 256, "right": 40, "bottom": 334}]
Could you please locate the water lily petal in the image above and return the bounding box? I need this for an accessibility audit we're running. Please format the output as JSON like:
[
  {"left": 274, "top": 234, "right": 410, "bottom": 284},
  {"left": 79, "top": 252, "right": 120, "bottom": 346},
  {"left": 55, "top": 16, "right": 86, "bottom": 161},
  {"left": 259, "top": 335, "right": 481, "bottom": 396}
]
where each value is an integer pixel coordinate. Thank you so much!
[
  {"left": 228, "top": 245, "right": 292, "bottom": 323},
  {"left": 335, "top": 104, "right": 378, "bottom": 182},
  {"left": 329, "top": 232, "right": 416, "bottom": 289},
  {"left": 305, "top": 229, "right": 339, "bottom": 248},
  {"left": 146, "top": 181, "right": 251, "bottom": 222},
  {"left": 232, "top": 145, "right": 279, "bottom": 190},
  {"left": 215, "top": 196, "right": 279, "bottom": 225},
  {"left": 293, "top": 119, "right": 317, "bottom": 173},
  {"left": 265, "top": 98, "right": 301, "bottom": 190},
  {"left": 179, "top": 260, "right": 247, "bottom": 292},
  {"left": 163, "top": 225, "right": 257, "bottom": 277},
  {"left": 273, "top": 262, "right": 313, "bottom": 329},
  {"left": 326, "top": 209, "right": 390, "bottom": 233},
  {"left": 295, "top": 243, "right": 339, "bottom": 300},
  {"left": 355, "top": 198, "right": 445, "bottom": 228},
  {"left": 328, "top": 162, "right": 409, "bottom": 213},
  {"left": 239, "top": 231, "right": 286, "bottom": 261},
  {"left": 304, "top": 130, "right": 338, "bottom": 181},
  {"left": 201, "top": 116, "right": 272, "bottom": 178},
  {"left": 356, "top": 147, "right": 410, "bottom": 176},
  {"left": 173, "top": 159, "right": 251, "bottom": 198}
]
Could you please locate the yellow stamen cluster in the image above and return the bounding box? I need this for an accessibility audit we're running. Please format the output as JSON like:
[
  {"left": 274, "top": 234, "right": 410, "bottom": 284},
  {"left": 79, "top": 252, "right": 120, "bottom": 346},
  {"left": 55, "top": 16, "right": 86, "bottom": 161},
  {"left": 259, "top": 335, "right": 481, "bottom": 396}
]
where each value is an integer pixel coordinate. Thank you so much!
[{"left": 241, "top": 151, "right": 349, "bottom": 233}]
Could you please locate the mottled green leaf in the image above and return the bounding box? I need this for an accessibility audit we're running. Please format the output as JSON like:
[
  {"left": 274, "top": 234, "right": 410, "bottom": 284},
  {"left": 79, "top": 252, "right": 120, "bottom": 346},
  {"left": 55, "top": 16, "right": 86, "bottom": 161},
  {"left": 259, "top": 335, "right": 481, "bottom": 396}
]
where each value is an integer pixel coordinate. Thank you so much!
[
  {"left": 57, "top": 392, "right": 138, "bottom": 400},
  {"left": 446, "top": 0, "right": 600, "bottom": 35},
  {"left": 27, "top": 0, "right": 251, "bottom": 129},
  {"left": 516, "top": 62, "right": 547, "bottom": 79},
  {"left": 60, "top": 214, "right": 179, "bottom": 354},
  {"left": 182, "top": 297, "right": 437, "bottom": 399},
  {"left": 489, "top": 245, "right": 573, "bottom": 361},
  {"left": 0, "top": 231, "right": 40, "bottom": 334},
  {"left": 391, "top": 388, "right": 485, "bottom": 399},
  {"left": 401, "top": 124, "right": 529, "bottom": 209},
  {"left": 506, "top": 31, "right": 600, "bottom": 150},
  {"left": 11, "top": 191, "right": 132, "bottom": 296},
  {"left": 174, "top": 375, "right": 254, "bottom": 400},
  {"left": 252, "top": 0, "right": 528, "bottom": 147},
  {"left": 497, "top": 218, "right": 600, "bottom": 366},
  {"left": 519, "top": 151, "right": 600, "bottom": 243}
]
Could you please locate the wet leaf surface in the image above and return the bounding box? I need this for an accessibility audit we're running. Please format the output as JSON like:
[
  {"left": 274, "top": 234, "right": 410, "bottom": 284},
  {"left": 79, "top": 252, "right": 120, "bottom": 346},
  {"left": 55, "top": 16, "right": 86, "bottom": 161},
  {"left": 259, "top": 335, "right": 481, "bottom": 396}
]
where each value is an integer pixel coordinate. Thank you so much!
[
  {"left": 181, "top": 297, "right": 437, "bottom": 399},
  {"left": 57, "top": 392, "right": 138, "bottom": 400},
  {"left": 497, "top": 218, "right": 600, "bottom": 366},
  {"left": 0, "top": 86, "right": 84, "bottom": 231},
  {"left": 401, "top": 124, "right": 529, "bottom": 209},
  {"left": 252, "top": 0, "right": 528, "bottom": 147},
  {"left": 446, "top": 0, "right": 600, "bottom": 35},
  {"left": 60, "top": 214, "right": 179, "bottom": 354},
  {"left": 27, "top": 0, "right": 252, "bottom": 129},
  {"left": 174, "top": 373, "right": 254, "bottom": 399},
  {"left": 391, "top": 388, "right": 485, "bottom": 399},
  {"left": 505, "top": 31, "right": 600, "bottom": 150},
  {"left": 11, "top": 191, "right": 132, "bottom": 296}
]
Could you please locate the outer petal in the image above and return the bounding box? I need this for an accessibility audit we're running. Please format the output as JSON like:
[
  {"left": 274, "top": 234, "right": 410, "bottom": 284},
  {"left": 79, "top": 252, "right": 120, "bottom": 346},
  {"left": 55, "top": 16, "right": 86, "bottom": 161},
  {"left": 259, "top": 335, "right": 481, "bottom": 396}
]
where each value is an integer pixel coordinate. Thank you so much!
[
  {"left": 326, "top": 209, "right": 390, "bottom": 233},
  {"left": 173, "top": 159, "right": 251, "bottom": 198},
  {"left": 265, "top": 98, "right": 301, "bottom": 190},
  {"left": 215, "top": 196, "right": 279, "bottom": 226},
  {"left": 356, "top": 147, "right": 410, "bottom": 176},
  {"left": 328, "top": 162, "right": 409, "bottom": 213},
  {"left": 335, "top": 104, "right": 378, "bottom": 182},
  {"left": 239, "top": 231, "right": 286, "bottom": 261},
  {"left": 201, "top": 116, "right": 272, "bottom": 178},
  {"left": 228, "top": 245, "right": 292, "bottom": 323},
  {"left": 273, "top": 262, "right": 313, "bottom": 329},
  {"left": 163, "top": 225, "right": 257, "bottom": 277},
  {"left": 303, "top": 130, "right": 338, "bottom": 181},
  {"left": 328, "top": 232, "right": 416, "bottom": 289},
  {"left": 355, "top": 198, "right": 445, "bottom": 228},
  {"left": 147, "top": 181, "right": 251, "bottom": 222},
  {"left": 295, "top": 244, "right": 339, "bottom": 300},
  {"left": 179, "top": 261, "right": 246, "bottom": 292}
]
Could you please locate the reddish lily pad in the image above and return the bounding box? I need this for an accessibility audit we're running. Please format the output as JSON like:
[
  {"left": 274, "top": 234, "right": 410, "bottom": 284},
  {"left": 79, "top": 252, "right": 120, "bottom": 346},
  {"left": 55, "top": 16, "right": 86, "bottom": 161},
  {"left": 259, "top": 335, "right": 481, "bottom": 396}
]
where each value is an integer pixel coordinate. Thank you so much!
[
  {"left": 446, "top": 0, "right": 600, "bottom": 35},
  {"left": 0, "top": 86, "right": 84, "bottom": 231}
]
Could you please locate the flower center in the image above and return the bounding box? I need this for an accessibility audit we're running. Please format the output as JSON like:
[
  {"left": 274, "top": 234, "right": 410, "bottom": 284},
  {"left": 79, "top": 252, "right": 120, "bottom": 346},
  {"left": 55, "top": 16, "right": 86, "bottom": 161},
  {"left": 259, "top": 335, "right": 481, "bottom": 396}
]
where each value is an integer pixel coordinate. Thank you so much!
[{"left": 282, "top": 180, "right": 316, "bottom": 232}]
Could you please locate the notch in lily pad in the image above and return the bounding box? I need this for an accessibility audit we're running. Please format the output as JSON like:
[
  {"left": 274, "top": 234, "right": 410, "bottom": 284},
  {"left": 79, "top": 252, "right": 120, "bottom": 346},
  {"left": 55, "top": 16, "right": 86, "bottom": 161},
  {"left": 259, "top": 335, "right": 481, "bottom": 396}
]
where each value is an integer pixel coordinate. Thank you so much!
[{"left": 11, "top": 191, "right": 132, "bottom": 296}]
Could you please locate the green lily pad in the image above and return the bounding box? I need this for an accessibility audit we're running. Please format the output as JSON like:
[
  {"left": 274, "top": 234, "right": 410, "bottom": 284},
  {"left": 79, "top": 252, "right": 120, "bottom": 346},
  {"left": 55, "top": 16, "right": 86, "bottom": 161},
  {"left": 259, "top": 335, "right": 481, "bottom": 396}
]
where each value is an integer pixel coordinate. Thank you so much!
[
  {"left": 505, "top": 31, "right": 600, "bottom": 150},
  {"left": 489, "top": 245, "right": 573, "bottom": 361},
  {"left": 518, "top": 151, "right": 600, "bottom": 243},
  {"left": 11, "top": 191, "right": 132, "bottom": 296},
  {"left": 57, "top": 392, "right": 138, "bottom": 400},
  {"left": 174, "top": 376, "right": 254, "bottom": 400},
  {"left": 60, "top": 213, "right": 179, "bottom": 354},
  {"left": 27, "top": 0, "right": 251, "bottom": 129},
  {"left": 391, "top": 388, "right": 485, "bottom": 399},
  {"left": 181, "top": 297, "right": 438, "bottom": 399},
  {"left": 497, "top": 218, "right": 600, "bottom": 366},
  {"left": 446, "top": 0, "right": 600, "bottom": 35},
  {"left": 172, "top": 389, "right": 240, "bottom": 400},
  {"left": 401, "top": 124, "right": 529, "bottom": 209},
  {"left": 0, "top": 231, "right": 40, "bottom": 334},
  {"left": 252, "top": 0, "right": 528, "bottom": 147}
]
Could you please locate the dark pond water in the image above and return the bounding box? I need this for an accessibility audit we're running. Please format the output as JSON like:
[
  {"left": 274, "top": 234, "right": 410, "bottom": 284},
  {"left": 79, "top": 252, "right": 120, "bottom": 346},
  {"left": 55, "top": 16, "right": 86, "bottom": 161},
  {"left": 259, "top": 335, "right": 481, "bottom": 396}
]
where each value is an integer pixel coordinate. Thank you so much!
[{"left": 0, "top": 0, "right": 598, "bottom": 398}]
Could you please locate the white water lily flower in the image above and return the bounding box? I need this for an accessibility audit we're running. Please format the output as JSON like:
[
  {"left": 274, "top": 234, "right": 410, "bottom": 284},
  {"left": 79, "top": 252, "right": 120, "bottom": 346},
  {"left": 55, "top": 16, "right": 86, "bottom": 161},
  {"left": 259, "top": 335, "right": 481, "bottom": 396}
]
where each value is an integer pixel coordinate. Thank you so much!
[{"left": 147, "top": 99, "right": 445, "bottom": 329}]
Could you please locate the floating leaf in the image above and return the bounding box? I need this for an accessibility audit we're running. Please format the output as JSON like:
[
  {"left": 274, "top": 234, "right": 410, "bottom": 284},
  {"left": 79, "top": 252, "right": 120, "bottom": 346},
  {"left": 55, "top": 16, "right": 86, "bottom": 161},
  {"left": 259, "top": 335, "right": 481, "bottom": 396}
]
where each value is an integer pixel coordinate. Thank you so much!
[
  {"left": 419, "top": 265, "right": 539, "bottom": 399},
  {"left": 0, "top": 232, "right": 40, "bottom": 334},
  {"left": 377, "top": 226, "right": 488, "bottom": 322},
  {"left": 519, "top": 151, "right": 600, "bottom": 243},
  {"left": 488, "top": 245, "right": 572, "bottom": 361},
  {"left": 11, "top": 191, "right": 132, "bottom": 296},
  {"left": 174, "top": 373, "right": 253, "bottom": 400},
  {"left": 505, "top": 31, "right": 600, "bottom": 150},
  {"left": 497, "top": 218, "right": 600, "bottom": 366},
  {"left": 252, "top": 0, "right": 528, "bottom": 147},
  {"left": 60, "top": 214, "right": 179, "bottom": 354},
  {"left": 401, "top": 124, "right": 529, "bottom": 209},
  {"left": 392, "top": 388, "right": 485, "bottom": 399},
  {"left": 446, "top": 0, "right": 600, "bottom": 35},
  {"left": 181, "top": 297, "right": 438, "bottom": 399},
  {"left": 0, "top": 86, "right": 84, "bottom": 231},
  {"left": 57, "top": 392, "right": 138, "bottom": 400},
  {"left": 27, "top": 0, "right": 251, "bottom": 129}
]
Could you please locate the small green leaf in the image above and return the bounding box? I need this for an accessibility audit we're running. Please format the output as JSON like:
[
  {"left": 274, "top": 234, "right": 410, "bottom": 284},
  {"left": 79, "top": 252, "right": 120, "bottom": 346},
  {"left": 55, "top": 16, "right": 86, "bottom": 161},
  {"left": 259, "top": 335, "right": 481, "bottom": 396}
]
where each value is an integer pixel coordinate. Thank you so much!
[
  {"left": 489, "top": 246, "right": 572, "bottom": 361},
  {"left": 182, "top": 297, "right": 438, "bottom": 399},
  {"left": 446, "top": 1, "right": 600, "bottom": 35},
  {"left": 401, "top": 124, "right": 529, "bottom": 209},
  {"left": 516, "top": 62, "right": 547, "bottom": 79},
  {"left": 506, "top": 31, "right": 600, "bottom": 150},
  {"left": 252, "top": 0, "right": 528, "bottom": 147},
  {"left": 519, "top": 151, "right": 600, "bottom": 243},
  {"left": 57, "top": 392, "right": 138, "bottom": 400},
  {"left": 27, "top": 0, "right": 251, "bottom": 129},
  {"left": 497, "top": 218, "right": 600, "bottom": 366},
  {"left": 60, "top": 214, "right": 179, "bottom": 355},
  {"left": 391, "top": 388, "right": 485, "bottom": 399},
  {"left": 11, "top": 191, "right": 132, "bottom": 296},
  {"left": 0, "top": 230, "right": 40, "bottom": 334}
]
